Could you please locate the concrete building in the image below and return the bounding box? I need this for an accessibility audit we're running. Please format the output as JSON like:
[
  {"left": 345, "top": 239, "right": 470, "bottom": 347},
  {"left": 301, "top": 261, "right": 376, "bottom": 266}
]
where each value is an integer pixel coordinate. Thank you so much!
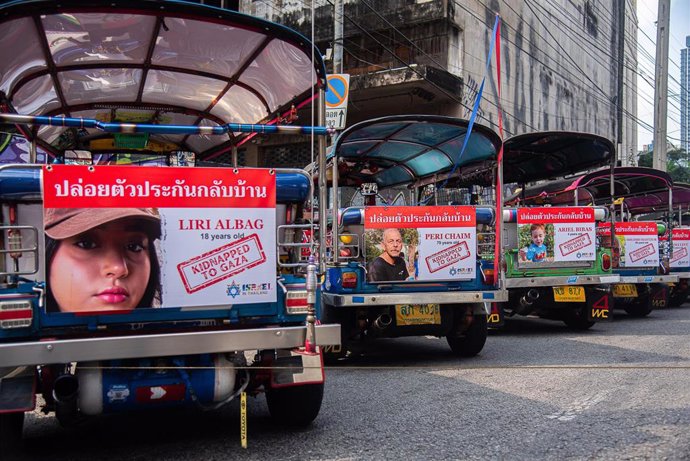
[
  {"left": 682, "top": 36, "right": 690, "bottom": 155},
  {"left": 235, "top": 0, "right": 638, "bottom": 170}
]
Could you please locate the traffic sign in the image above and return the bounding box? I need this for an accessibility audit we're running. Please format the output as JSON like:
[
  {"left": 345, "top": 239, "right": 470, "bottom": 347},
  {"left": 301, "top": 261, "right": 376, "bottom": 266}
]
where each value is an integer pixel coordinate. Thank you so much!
[
  {"left": 325, "top": 74, "right": 349, "bottom": 129},
  {"left": 326, "top": 108, "right": 347, "bottom": 130},
  {"left": 325, "top": 74, "right": 349, "bottom": 108}
]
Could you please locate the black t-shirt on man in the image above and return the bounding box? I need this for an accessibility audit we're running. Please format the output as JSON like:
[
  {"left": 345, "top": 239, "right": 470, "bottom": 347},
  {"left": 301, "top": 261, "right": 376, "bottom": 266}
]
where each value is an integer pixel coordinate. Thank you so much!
[{"left": 367, "top": 256, "right": 409, "bottom": 282}]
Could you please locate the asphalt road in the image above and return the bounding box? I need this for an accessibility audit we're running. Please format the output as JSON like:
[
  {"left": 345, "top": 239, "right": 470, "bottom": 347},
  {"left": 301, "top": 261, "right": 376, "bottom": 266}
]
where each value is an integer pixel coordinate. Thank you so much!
[{"left": 11, "top": 305, "right": 690, "bottom": 460}]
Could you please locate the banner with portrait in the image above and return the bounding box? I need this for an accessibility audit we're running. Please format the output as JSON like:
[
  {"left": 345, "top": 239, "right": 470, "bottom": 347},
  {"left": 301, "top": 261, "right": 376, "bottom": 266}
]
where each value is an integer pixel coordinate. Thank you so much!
[
  {"left": 516, "top": 207, "right": 596, "bottom": 263},
  {"left": 42, "top": 165, "right": 276, "bottom": 312},
  {"left": 364, "top": 206, "right": 476, "bottom": 283},
  {"left": 598, "top": 222, "right": 659, "bottom": 268}
]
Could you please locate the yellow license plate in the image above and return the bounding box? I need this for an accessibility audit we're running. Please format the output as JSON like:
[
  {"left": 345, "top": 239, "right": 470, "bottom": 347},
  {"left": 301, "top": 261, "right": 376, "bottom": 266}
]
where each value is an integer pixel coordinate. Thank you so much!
[
  {"left": 553, "top": 286, "right": 585, "bottom": 302},
  {"left": 395, "top": 304, "right": 441, "bottom": 326},
  {"left": 613, "top": 283, "right": 638, "bottom": 298}
]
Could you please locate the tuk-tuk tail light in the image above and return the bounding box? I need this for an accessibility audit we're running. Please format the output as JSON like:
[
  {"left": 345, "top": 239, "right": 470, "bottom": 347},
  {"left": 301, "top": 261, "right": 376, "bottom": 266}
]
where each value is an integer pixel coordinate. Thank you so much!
[
  {"left": 286, "top": 291, "right": 309, "bottom": 315},
  {"left": 482, "top": 268, "right": 495, "bottom": 285},
  {"left": 342, "top": 272, "right": 358, "bottom": 289},
  {"left": 0, "top": 300, "right": 33, "bottom": 329}
]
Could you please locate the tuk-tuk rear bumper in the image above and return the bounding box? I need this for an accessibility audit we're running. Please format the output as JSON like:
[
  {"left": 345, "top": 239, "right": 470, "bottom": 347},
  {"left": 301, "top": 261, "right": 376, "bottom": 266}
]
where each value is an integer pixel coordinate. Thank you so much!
[
  {"left": 505, "top": 275, "right": 619, "bottom": 288},
  {"left": 0, "top": 324, "right": 341, "bottom": 368},
  {"left": 617, "top": 275, "right": 679, "bottom": 284},
  {"left": 322, "top": 290, "right": 508, "bottom": 307}
]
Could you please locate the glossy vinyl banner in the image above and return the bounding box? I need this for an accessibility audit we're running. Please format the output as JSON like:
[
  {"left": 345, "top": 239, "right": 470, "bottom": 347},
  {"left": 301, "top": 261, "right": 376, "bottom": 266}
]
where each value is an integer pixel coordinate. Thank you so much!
[
  {"left": 363, "top": 206, "right": 476, "bottom": 283},
  {"left": 670, "top": 228, "right": 690, "bottom": 269},
  {"left": 599, "top": 222, "right": 659, "bottom": 268},
  {"left": 42, "top": 165, "right": 276, "bottom": 313},
  {"left": 517, "top": 207, "right": 596, "bottom": 263}
]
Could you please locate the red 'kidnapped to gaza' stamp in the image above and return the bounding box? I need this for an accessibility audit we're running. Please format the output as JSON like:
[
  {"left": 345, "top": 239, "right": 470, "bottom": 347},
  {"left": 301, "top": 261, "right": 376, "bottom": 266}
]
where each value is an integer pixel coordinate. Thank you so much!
[
  {"left": 425, "top": 241, "right": 471, "bottom": 273},
  {"left": 558, "top": 233, "right": 591, "bottom": 257},
  {"left": 177, "top": 234, "right": 266, "bottom": 293},
  {"left": 672, "top": 246, "right": 688, "bottom": 263},
  {"left": 629, "top": 243, "right": 656, "bottom": 263}
]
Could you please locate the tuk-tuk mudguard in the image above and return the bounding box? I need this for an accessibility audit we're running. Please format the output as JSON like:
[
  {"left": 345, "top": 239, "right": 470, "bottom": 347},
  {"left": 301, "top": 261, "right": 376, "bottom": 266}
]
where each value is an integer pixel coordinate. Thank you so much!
[{"left": 0, "top": 366, "right": 36, "bottom": 413}]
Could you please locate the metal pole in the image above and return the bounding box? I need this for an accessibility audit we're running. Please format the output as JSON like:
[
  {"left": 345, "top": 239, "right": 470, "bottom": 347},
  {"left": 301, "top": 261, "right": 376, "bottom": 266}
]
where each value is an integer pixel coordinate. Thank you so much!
[
  {"left": 333, "top": 0, "right": 344, "bottom": 74},
  {"left": 653, "top": 0, "right": 670, "bottom": 171},
  {"left": 331, "top": 153, "right": 339, "bottom": 263},
  {"left": 318, "top": 88, "right": 328, "bottom": 273},
  {"left": 616, "top": 0, "right": 626, "bottom": 166},
  {"left": 667, "top": 187, "right": 673, "bottom": 271},
  {"left": 29, "top": 139, "right": 36, "bottom": 164}
]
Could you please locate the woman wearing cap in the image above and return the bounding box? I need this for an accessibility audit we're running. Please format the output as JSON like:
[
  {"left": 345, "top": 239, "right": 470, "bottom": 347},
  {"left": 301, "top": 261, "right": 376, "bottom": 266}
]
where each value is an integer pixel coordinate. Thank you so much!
[{"left": 44, "top": 208, "right": 161, "bottom": 313}]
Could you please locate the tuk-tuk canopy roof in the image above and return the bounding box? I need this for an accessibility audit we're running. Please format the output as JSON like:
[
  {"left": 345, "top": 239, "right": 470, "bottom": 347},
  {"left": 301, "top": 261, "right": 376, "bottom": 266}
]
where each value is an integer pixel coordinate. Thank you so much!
[
  {"left": 329, "top": 115, "right": 502, "bottom": 189},
  {"left": 673, "top": 183, "right": 690, "bottom": 208},
  {"left": 0, "top": 0, "right": 326, "bottom": 158},
  {"left": 508, "top": 167, "right": 674, "bottom": 213},
  {"left": 502, "top": 131, "right": 614, "bottom": 184}
]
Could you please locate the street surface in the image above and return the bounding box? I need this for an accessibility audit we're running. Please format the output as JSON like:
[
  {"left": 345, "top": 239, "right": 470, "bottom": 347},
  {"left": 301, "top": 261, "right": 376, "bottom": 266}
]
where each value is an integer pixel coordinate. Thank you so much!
[{"left": 12, "top": 306, "right": 690, "bottom": 460}]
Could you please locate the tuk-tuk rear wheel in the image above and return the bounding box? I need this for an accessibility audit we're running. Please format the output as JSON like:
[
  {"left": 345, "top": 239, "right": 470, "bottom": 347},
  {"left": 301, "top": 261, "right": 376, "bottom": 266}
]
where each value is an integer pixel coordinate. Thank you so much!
[
  {"left": 668, "top": 287, "right": 689, "bottom": 307},
  {"left": 446, "top": 312, "right": 488, "bottom": 357},
  {"left": 623, "top": 292, "right": 653, "bottom": 317},
  {"left": 266, "top": 382, "right": 324, "bottom": 427},
  {"left": 562, "top": 310, "right": 596, "bottom": 330}
]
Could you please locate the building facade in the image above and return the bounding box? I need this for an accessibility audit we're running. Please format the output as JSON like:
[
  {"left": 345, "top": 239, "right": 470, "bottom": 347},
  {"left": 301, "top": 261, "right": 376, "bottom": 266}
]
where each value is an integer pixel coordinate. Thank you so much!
[{"left": 237, "top": 0, "right": 638, "bottom": 170}]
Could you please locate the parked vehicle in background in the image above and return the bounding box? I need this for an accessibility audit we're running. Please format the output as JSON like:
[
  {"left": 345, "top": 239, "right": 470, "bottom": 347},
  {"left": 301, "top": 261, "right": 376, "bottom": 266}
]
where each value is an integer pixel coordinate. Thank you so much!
[
  {"left": 512, "top": 166, "right": 678, "bottom": 318},
  {"left": 0, "top": 0, "right": 340, "bottom": 451},
  {"left": 661, "top": 183, "right": 690, "bottom": 306},
  {"left": 501, "top": 132, "right": 618, "bottom": 329},
  {"left": 318, "top": 115, "right": 508, "bottom": 361}
]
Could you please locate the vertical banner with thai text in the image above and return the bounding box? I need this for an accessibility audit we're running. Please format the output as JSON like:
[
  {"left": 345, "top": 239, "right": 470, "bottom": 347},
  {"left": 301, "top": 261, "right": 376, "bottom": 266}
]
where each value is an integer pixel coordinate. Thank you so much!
[
  {"left": 364, "top": 206, "right": 476, "bottom": 282},
  {"left": 42, "top": 165, "right": 276, "bottom": 311},
  {"left": 516, "top": 207, "right": 596, "bottom": 263}
]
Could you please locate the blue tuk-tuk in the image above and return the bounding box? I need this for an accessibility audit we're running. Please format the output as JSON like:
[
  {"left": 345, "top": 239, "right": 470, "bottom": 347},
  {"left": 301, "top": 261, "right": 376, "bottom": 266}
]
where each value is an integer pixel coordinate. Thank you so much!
[
  {"left": 318, "top": 115, "right": 508, "bottom": 360},
  {"left": 0, "top": 0, "right": 340, "bottom": 450}
]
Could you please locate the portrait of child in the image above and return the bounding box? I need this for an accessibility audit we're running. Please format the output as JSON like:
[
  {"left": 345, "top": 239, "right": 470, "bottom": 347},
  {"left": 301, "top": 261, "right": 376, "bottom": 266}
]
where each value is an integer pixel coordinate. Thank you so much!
[
  {"left": 519, "top": 223, "right": 548, "bottom": 262},
  {"left": 44, "top": 207, "right": 161, "bottom": 313}
]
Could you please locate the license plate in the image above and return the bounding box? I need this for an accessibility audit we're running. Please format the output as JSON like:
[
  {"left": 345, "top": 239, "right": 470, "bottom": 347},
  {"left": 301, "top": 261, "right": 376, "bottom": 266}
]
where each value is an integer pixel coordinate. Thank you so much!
[
  {"left": 613, "top": 283, "right": 638, "bottom": 298},
  {"left": 395, "top": 304, "right": 441, "bottom": 326},
  {"left": 553, "top": 286, "right": 585, "bottom": 302}
]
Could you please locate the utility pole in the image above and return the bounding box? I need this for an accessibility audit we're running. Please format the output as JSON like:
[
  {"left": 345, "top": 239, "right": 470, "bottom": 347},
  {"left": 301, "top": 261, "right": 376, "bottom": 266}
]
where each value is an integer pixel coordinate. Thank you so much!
[
  {"left": 333, "top": 0, "right": 343, "bottom": 74},
  {"left": 653, "top": 0, "right": 670, "bottom": 171},
  {"left": 616, "top": 0, "right": 625, "bottom": 166}
]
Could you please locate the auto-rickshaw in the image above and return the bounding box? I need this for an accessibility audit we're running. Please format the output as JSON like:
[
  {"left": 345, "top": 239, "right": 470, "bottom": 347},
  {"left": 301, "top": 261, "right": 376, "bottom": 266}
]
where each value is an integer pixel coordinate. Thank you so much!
[
  {"left": 0, "top": 0, "right": 340, "bottom": 450},
  {"left": 511, "top": 166, "right": 678, "bottom": 317},
  {"left": 501, "top": 132, "right": 618, "bottom": 329},
  {"left": 318, "top": 115, "right": 508, "bottom": 360}
]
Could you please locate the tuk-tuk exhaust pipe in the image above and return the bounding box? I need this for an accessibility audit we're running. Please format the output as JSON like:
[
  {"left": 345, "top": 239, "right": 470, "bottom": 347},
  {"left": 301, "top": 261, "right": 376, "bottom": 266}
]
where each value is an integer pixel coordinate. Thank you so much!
[
  {"left": 373, "top": 313, "right": 392, "bottom": 330},
  {"left": 519, "top": 289, "right": 540, "bottom": 309},
  {"left": 53, "top": 373, "right": 79, "bottom": 426}
]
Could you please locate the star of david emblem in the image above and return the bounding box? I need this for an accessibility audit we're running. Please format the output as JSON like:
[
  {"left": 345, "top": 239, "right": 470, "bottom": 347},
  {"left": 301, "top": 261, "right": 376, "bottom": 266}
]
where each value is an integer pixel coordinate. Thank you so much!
[{"left": 227, "top": 282, "right": 240, "bottom": 298}]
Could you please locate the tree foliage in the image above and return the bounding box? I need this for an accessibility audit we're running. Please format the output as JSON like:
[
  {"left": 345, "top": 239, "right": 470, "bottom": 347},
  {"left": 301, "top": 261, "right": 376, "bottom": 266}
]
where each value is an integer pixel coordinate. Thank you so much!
[{"left": 637, "top": 148, "right": 690, "bottom": 183}]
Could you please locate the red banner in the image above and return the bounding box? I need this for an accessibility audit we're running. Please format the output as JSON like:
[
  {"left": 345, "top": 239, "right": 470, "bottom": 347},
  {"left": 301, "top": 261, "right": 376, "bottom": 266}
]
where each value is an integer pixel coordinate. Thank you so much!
[
  {"left": 42, "top": 165, "right": 276, "bottom": 208},
  {"left": 517, "top": 207, "right": 594, "bottom": 224},
  {"left": 673, "top": 228, "right": 690, "bottom": 240},
  {"left": 597, "top": 222, "right": 657, "bottom": 235},
  {"left": 365, "top": 206, "right": 476, "bottom": 229}
]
